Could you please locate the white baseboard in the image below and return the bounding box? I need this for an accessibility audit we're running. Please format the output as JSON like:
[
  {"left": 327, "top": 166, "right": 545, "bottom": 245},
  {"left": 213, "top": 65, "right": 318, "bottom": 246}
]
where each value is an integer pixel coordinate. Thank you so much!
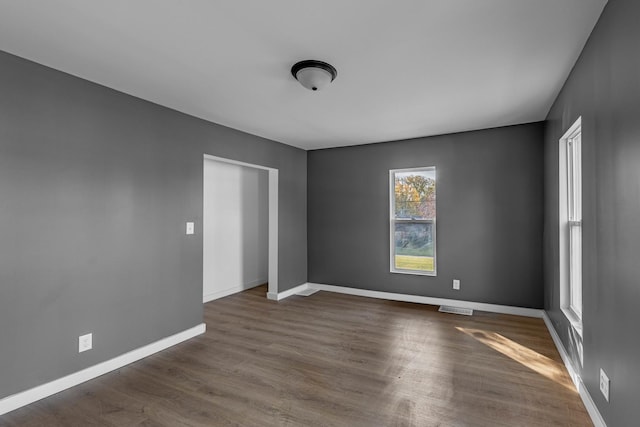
[
  {"left": 203, "top": 279, "right": 266, "bottom": 303},
  {"left": 542, "top": 313, "right": 606, "bottom": 427},
  {"left": 295, "top": 282, "right": 543, "bottom": 318},
  {"left": 267, "top": 282, "right": 309, "bottom": 301},
  {"left": 296, "top": 288, "right": 319, "bottom": 297},
  {"left": 0, "top": 323, "right": 206, "bottom": 417}
]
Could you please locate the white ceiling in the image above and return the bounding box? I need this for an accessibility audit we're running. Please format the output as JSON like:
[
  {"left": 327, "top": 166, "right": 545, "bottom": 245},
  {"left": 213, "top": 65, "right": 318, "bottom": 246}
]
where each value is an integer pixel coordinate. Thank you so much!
[{"left": 0, "top": 0, "right": 607, "bottom": 150}]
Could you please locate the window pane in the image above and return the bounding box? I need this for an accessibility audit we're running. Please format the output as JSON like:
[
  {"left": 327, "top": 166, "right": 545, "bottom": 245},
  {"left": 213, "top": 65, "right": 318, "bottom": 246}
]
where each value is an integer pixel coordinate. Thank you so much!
[
  {"left": 573, "top": 134, "right": 582, "bottom": 221},
  {"left": 394, "top": 170, "right": 436, "bottom": 219},
  {"left": 568, "top": 133, "right": 582, "bottom": 221},
  {"left": 394, "top": 222, "right": 435, "bottom": 273},
  {"left": 569, "top": 224, "right": 582, "bottom": 317}
]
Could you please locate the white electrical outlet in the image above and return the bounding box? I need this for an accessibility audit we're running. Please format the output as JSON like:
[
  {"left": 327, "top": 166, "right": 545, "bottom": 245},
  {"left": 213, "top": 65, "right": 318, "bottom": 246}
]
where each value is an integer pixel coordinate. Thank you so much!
[
  {"left": 79, "top": 333, "right": 93, "bottom": 353},
  {"left": 599, "top": 368, "right": 610, "bottom": 402},
  {"left": 186, "top": 222, "right": 194, "bottom": 235},
  {"left": 453, "top": 279, "right": 460, "bottom": 290}
]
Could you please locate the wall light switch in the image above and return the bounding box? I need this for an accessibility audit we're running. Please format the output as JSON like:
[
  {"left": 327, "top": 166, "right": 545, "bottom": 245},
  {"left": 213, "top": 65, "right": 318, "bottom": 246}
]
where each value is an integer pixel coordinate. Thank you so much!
[
  {"left": 79, "top": 333, "right": 92, "bottom": 353},
  {"left": 453, "top": 279, "right": 460, "bottom": 290},
  {"left": 186, "top": 222, "right": 194, "bottom": 235}
]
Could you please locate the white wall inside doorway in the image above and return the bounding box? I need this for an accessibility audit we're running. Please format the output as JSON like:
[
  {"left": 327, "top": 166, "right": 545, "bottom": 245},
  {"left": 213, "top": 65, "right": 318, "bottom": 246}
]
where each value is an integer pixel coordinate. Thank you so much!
[{"left": 203, "top": 157, "right": 269, "bottom": 302}]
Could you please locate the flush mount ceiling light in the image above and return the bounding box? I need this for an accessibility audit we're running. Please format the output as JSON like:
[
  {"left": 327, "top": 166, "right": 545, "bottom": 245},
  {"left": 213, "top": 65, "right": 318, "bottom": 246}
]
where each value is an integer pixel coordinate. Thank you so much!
[{"left": 291, "top": 60, "right": 337, "bottom": 91}]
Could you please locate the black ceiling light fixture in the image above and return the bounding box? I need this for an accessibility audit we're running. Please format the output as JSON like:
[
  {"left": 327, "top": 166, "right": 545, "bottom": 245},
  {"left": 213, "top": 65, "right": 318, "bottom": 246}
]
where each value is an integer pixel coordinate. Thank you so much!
[{"left": 291, "top": 60, "right": 337, "bottom": 91}]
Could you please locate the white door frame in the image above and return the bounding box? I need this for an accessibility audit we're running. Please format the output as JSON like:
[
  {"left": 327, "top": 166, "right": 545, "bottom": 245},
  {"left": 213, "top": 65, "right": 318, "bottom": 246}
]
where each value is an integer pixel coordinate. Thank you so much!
[{"left": 203, "top": 154, "right": 278, "bottom": 298}]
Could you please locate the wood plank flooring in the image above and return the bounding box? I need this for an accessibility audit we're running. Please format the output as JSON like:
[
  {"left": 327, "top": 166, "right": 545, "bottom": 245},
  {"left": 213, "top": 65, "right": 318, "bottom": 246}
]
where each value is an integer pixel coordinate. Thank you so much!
[{"left": 0, "top": 285, "right": 592, "bottom": 426}]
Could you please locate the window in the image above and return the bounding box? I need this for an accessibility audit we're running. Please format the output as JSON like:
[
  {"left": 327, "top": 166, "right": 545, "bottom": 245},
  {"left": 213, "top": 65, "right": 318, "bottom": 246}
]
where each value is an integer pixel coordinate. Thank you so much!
[
  {"left": 559, "top": 117, "right": 582, "bottom": 334},
  {"left": 390, "top": 167, "right": 436, "bottom": 275}
]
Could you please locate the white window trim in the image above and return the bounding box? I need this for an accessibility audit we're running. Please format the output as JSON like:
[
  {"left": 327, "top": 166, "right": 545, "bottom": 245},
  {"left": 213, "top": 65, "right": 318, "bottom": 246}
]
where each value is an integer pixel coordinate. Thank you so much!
[
  {"left": 559, "top": 117, "right": 583, "bottom": 337},
  {"left": 389, "top": 166, "right": 437, "bottom": 276}
]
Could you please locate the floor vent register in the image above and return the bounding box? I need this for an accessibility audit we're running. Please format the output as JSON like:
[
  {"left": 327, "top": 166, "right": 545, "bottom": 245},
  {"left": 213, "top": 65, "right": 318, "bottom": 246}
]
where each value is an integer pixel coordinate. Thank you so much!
[{"left": 438, "top": 305, "right": 473, "bottom": 316}]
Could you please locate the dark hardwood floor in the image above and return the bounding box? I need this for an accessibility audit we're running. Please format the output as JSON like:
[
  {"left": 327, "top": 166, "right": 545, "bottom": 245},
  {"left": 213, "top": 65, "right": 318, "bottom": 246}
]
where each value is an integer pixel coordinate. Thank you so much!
[{"left": 1, "top": 285, "right": 592, "bottom": 426}]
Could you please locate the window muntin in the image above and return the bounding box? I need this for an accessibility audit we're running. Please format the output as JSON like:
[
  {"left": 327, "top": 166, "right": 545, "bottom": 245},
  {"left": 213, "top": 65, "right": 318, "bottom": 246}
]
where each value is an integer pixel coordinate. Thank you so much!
[{"left": 390, "top": 167, "right": 436, "bottom": 276}]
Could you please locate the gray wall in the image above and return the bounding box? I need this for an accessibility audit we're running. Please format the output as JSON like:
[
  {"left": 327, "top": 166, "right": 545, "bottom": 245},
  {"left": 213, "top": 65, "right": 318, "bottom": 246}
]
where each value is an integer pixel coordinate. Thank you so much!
[
  {"left": 543, "top": 0, "right": 640, "bottom": 424},
  {"left": 308, "top": 123, "right": 543, "bottom": 308},
  {"left": 0, "top": 50, "right": 306, "bottom": 399}
]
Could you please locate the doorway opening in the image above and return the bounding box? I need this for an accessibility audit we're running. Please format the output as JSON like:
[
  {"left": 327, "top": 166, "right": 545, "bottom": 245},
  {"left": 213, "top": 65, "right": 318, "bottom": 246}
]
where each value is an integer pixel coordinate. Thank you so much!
[{"left": 203, "top": 154, "right": 278, "bottom": 301}]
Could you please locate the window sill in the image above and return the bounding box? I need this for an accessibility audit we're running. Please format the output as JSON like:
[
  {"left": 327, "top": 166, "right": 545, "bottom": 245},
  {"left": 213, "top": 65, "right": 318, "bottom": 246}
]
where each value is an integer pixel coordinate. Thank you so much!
[
  {"left": 390, "top": 269, "right": 437, "bottom": 277},
  {"left": 561, "top": 307, "right": 583, "bottom": 338}
]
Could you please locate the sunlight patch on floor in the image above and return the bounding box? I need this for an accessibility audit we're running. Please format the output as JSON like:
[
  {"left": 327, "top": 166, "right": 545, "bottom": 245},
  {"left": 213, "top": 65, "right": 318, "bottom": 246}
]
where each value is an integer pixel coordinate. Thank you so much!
[{"left": 456, "top": 327, "right": 576, "bottom": 392}]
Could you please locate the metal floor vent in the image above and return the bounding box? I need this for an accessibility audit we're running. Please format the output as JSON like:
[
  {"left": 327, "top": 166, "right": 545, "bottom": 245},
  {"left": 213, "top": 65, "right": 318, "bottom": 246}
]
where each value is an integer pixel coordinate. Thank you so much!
[{"left": 438, "top": 305, "right": 473, "bottom": 316}]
